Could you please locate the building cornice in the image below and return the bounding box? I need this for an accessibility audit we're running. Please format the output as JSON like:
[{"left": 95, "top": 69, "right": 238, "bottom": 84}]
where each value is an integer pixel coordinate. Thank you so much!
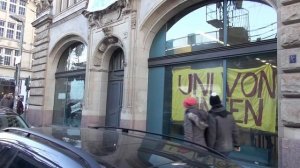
[
  {"left": 82, "top": 0, "right": 132, "bottom": 28},
  {"left": 32, "top": 14, "right": 53, "bottom": 28}
]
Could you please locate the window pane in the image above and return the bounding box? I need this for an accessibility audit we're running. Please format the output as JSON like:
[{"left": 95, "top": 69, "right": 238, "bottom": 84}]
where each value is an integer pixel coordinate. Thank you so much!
[
  {"left": 6, "top": 29, "right": 13, "bottom": 39},
  {"left": 18, "top": 6, "right": 25, "bottom": 15},
  {"left": 162, "top": 0, "right": 277, "bottom": 56},
  {"left": 166, "top": 60, "right": 223, "bottom": 138},
  {"left": 166, "top": 2, "right": 223, "bottom": 55},
  {"left": 0, "top": 146, "right": 17, "bottom": 167},
  {"left": 5, "top": 49, "right": 12, "bottom": 55},
  {"left": 57, "top": 42, "right": 87, "bottom": 72},
  {"left": 0, "top": 27, "right": 4, "bottom": 37},
  {"left": 10, "top": 152, "right": 42, "bottom": 168},
  {"left": 0, "top": 115, "right": 28, "bottom": 129},
  {"left": 9, "top": 4, "right": 16, "bottom": 13},
  {"left": 0, "top": 1, "right": 7, "bottom": 10},
  {"left": 7, "top": 22, "right": 14, "bottom": 29},
  {"left": 19, "top": 0, "right": 26, "bottom": 6},
  {"left": 4, "top": 56, "right": 11, "bottom": 65},
  {"left": 4, "top": 49, "right": 12, "bottom": 66},
  {"left": 0, "top": 20, "right": 5, "bottom": 26},
  {"left": 16, "top": 31, "right": 21, "bottom": 40},
  {"left": 15, "top": 50, "right": 19, "bottom": 56},
  {"left": 53, "top": 76, "right": 84, "bottom": 127},
  {"left": 226, "top": 54, "right": 277, "bottom": 166},
  {"left": 226, "top": 1, "right": 277, "bottom": 45},
  {"left": 17, "top": 24, "right": 21, "bottom": 30}
]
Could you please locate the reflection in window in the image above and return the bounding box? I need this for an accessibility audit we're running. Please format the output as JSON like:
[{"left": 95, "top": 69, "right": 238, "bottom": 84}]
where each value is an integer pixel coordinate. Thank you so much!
[
  {"left": 0, "top": 116, "right": 28, "bottom": 129},
  {"left": 57, "top": 42, "right": 87, "bottom": 72},
  {"left": 53, "top": 42, "right": 86, "bottom": 127},
  {"left": 165, "top": 54, "right": 278, "bottom": 166},
  {"left": 226, "top": 55, "right": 277, "bottom": 167},
  {"left": 166, "top": 0, "right": 276, "bottom": 55}
]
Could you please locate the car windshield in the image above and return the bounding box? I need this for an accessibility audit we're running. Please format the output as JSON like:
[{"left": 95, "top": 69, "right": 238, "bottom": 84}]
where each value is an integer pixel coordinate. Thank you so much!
[
  {"left": 0, "top": 115, "right": 28, "bottom": 129},
  {"left": 32, "top": 127, "right": 241, "bottom": 168}
]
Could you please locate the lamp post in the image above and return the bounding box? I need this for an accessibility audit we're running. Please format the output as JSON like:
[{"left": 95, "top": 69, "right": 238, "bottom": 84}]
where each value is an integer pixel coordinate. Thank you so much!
[{"left": 9, "top": 14, "right": 24, "bottom": 111}]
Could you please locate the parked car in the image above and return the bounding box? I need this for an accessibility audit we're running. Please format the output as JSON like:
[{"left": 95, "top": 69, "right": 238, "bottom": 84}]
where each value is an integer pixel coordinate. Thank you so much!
[
  {"left": 0, "top": 126, "right": 241, "bottom": 168},
  {"left": 0, "top": 106, "right": 29, "bottom": 129}
]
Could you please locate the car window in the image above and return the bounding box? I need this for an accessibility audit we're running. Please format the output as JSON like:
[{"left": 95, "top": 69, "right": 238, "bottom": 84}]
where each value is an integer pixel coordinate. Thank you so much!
[
  {"left": 9, "top": 152, "right": 44, "bottom": 168},
  {"left": 0, "top": 142, "right": 55, "bottom": 168},
  {"left": 0, "top": 145, "right": 17, "bottom": 168},
  {"left": 0, "top": 115, "right": 28, "bottom": 129}
]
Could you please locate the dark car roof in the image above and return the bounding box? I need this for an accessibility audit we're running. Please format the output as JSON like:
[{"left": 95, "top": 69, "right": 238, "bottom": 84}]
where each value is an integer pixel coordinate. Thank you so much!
[
  {"left": 1, "top": 127, "right": 102, "bottom": 168},
  {"left": 29, "top": 126, "right": 241, "bottom": 168}
]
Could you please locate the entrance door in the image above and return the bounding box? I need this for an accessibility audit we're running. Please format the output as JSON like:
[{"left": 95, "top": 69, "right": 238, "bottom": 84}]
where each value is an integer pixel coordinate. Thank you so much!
[{"left": 106, "top": 49, "right": 124, "bottom": 127}]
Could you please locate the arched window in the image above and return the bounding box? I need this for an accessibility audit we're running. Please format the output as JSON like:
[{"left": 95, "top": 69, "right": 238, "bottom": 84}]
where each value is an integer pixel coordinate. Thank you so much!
[
  {"left": 148, "top": 0, "right": 278, "bottom": 166},
  {"left": 53, "top": 42, "right": 87, "bottom": 127},
  {"left": 165, "top": 0, "right": 276, "bottom": 55},
  {"left": 57, "top": 42, "right": 87, "bottom": 72}
]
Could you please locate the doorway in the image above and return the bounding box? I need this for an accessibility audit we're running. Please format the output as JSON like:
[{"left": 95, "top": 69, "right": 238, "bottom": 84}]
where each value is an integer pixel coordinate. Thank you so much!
[{"left": 105, "top": 48, "right": 124, "bottom": 127}]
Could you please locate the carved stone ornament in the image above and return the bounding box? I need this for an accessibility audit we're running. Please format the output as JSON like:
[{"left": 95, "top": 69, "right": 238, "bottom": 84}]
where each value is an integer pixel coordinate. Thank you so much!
[
  {"left": 103, "top": 27, "right": 113, "bottom": 37},
  {"left": 82, "top": 0, "right": 131, "bottom": 28},
  {"left": 36, "top": 0, "right": 52, "bottom": 16},
  {"left": 94, "top": 36, "right": 121, "bottom": 67}
]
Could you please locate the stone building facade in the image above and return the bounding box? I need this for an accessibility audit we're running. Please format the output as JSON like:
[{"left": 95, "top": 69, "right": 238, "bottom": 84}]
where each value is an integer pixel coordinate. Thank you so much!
[
  {"left": 29, "top": 0, "right": 300, "bottom": 167},
  {"left": 0, "top": 0, "right": 36, "bottom": 100}
]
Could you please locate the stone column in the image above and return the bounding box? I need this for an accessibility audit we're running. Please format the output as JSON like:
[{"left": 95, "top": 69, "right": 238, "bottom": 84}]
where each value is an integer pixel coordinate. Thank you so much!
[
  {"left": 29, "top": 13, "right": 52, "bottom": 126},
  {"left": 279, "top": 0, "right": 300, "bottom": 167}
]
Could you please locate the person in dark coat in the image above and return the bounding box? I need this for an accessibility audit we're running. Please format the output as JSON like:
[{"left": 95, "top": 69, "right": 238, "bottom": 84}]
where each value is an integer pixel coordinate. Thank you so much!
[
  {"left": 16, "top": 96, "right": 24, "bottom": 115},
  {"left": 0, "top": 93, "right": 14, "bottom": 109},
  {"left": 183, "top": 97, "right": 208, "bottom": 147},
  {"left": 207, "top": 93, "right": 240, "bottom": 156}
]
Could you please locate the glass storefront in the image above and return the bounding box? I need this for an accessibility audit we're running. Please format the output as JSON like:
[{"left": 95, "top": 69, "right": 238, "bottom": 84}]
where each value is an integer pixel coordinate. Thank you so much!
[
  {"left": 52, "top": 42, "right": 87, "bottom": 127},
  {"left": 164, "top": 53, "right": 277, "bottom": 166},
  {"left": 148, "top": 0, "right": 277, "bottom": 167}
]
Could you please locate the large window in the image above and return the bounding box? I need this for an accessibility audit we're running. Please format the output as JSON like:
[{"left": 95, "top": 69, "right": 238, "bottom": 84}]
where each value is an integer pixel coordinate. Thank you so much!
[
  {"left": 0, "top": 0, "right": 6, "bottom": 10},
  {"left": 0, "top": 48, "right": 17, "bottom": 66},
  {"left": 165, "top": 0, "right": 277, "bottom": 55},
  {"left": 9, "top": 3, "right": 15, "bottom": 13},
  {"left": 16, "top": 24, "right": 21, "bottom": 40},
  {"left": 56, "top": 42, "right": 87, "bottom": 72},
  {"left": 4, "top": 49, "right": 12, "bottom": 65},
  {"left": 164, "top": 53, "right": 277, "bottom": 167},
  {"left": 19, "top": 0, "right": 26, "bottom": 6},
  {"left": 53, "top": 42, "right": 87, "bottom": 127},
  {"left": 18, "top": 6, "right": 25, "bottom": 15},
  {"left": 149, "top": 0, "right": 277, "bottom": 167},
  {"left": 58, "top": 0, "right": 83, "bottom": 13},
  {"left": 6, "top": 22, "right": 14, "bottom": 39},
  {"left": 0, "top": 20, "right": 4, "bottom": 37}
]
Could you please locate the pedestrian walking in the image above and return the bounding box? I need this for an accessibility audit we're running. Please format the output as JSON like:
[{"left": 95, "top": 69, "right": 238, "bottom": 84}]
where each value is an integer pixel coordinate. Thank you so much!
[
  {"left": 16, "top": 96, "right": 24, "bottom": 115},
  {"left": 183, "top": 97, "right": 208, "bottom": 146},
  {"left": 0, "top": 93, "right": 14, "bottom": 109},
  {"left": 207, "top": 92, "right": 240, "bottom": 156}
]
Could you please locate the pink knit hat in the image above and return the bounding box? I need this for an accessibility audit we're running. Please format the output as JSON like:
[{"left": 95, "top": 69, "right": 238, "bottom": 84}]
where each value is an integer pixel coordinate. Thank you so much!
[{"left": 183, "top": 97, "right": 197, "bottom": 108}]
